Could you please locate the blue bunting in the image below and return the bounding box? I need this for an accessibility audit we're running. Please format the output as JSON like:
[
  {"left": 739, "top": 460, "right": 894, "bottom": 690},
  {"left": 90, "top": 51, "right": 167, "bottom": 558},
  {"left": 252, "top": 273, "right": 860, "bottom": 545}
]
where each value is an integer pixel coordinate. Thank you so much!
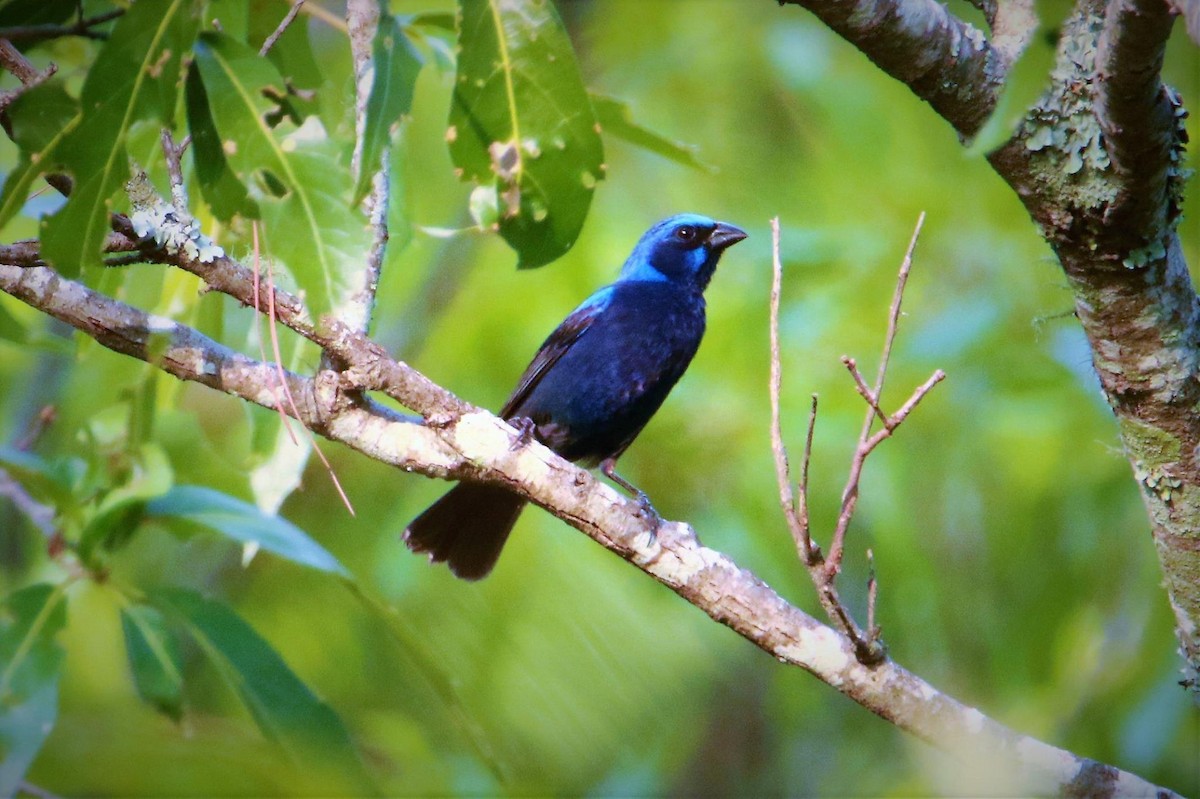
[{"left": 405, "top": 214, "right": 747, "bottom": 580}]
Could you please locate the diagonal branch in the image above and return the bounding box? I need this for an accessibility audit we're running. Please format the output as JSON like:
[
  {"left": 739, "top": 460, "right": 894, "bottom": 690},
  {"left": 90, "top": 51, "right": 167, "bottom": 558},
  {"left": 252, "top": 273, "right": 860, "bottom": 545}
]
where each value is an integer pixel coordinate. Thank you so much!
[{"left": 0, "top": 254, "right": 1180, "bottom": 798}]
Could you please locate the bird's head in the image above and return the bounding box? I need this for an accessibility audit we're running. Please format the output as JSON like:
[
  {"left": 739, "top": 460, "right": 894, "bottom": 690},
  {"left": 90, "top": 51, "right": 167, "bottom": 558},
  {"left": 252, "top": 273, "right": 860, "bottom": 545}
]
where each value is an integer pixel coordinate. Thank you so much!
[{"left": 619, "top": 213, "right": 747, "bottom": 290}]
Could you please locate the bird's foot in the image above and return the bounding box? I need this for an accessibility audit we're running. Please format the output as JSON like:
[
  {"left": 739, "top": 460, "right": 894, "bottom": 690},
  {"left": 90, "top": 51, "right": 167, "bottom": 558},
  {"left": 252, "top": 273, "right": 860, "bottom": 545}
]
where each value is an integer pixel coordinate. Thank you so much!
[
  {"left": 634, "top": 490, "right": 661, "bottom": 543},
  {"left": 600, "top": 457, "right": 661, "bottom": 543},
  {"left": 508, "top": 416, "right": 538, "bottom": 450}
]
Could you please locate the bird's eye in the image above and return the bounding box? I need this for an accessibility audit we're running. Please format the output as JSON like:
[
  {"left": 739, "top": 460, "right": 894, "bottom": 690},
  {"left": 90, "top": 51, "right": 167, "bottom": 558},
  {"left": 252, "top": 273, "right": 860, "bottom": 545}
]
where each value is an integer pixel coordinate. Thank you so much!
[{"left": 675, "top": 226, "right": 696, "bottom": 242}]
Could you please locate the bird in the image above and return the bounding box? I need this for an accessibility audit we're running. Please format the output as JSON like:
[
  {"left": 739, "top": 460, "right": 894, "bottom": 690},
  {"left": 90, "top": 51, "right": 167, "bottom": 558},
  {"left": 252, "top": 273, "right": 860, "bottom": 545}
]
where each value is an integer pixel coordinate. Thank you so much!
[{"left": 404, "top": 213, "right": 747, "bottom": 580}]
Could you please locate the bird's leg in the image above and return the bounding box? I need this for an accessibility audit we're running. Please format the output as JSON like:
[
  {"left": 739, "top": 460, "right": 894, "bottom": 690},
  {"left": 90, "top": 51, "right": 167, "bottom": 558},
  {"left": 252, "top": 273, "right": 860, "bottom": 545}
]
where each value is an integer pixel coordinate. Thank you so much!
[
  {"left": 508, "top": 416, "right": 538, "bottom": 450},
  {"left": 600, "top": 457, "right": 661, "bottom": 537}
]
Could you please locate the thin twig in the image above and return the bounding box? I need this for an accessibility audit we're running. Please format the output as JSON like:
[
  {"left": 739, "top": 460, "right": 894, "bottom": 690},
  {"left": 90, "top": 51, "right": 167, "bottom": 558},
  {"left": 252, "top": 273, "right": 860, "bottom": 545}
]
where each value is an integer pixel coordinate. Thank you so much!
[
  {"left": 842, "top": 356, "right": 888, "bottom": 427},
  {"left": 866, "top": 211, "right": 925, "bottom": 434},
  {"left": 15, "top": 405, "right": 55, "bottom": 451},
  {"left": 259, "top": 0, "right": 305, "bottom": 56},
  {"left": 866, "top": 548, "right": 880, "bottom": 641},
  {"left": 160, "top": 129, "right": 191, "bottom": 216},
  {"left": 825, "top": 213, "right": 928, "bottom": 579},
  {"left": 0, "top": 9, "right": 123, "bottom": 43},
  {"left": 0, "top": 39, "right": 57, "bottom": 119},
  {"left": 797, "top": 393, "right": 819, "bottom": 562},
  {"left": 769, "top": 217, "right": 808, "bottom": 559}
]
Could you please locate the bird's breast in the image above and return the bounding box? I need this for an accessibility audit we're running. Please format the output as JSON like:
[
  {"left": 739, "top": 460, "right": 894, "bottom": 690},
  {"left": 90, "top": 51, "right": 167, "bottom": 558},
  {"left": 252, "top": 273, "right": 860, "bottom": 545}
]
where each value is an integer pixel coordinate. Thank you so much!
[{"left": 520, "top": 283, "right": 706, "bottom": 461}]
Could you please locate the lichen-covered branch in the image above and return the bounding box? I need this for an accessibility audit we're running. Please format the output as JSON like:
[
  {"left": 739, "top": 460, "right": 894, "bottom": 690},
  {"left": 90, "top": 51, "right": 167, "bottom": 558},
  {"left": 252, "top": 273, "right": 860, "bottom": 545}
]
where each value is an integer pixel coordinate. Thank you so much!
[
  {"left": 1095, "top": 0, "right": 1183, "bottom": 243},
  {"left": 0, "top": 254, "right": 1180, "bottom": 798}
]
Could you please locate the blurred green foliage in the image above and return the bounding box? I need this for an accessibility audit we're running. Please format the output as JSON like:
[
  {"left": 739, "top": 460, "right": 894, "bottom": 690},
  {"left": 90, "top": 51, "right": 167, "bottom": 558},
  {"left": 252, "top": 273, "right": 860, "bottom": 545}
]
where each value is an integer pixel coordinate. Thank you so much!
[{"left": 0, "top": 0, "right": 1197, "bottom": 796}]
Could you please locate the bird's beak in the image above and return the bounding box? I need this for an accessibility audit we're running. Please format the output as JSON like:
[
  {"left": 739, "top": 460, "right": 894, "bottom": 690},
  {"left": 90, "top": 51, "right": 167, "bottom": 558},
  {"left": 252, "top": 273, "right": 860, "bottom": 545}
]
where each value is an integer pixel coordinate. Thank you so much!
[{"left": 708, "top": 221, "right": 748, "bottom": 251}]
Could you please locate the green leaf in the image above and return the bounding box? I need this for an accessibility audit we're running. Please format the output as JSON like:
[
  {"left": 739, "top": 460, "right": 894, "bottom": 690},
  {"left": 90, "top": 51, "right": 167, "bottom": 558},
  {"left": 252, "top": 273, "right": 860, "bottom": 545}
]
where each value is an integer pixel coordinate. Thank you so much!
[
  {"left": 353, "top": 15, "right": 422, "bottom": 206},
  {"left": 448, "top": 0, "right": 604, "bottom": 268},
  {"left": 150, "top": 588, "right": 371, "bottom": 787},
  {"left": 0, "top": 445, "right": 76, "bottom": 511},
  {"left": 77, "top": 443, "right": 174, "bottom": 565},
  {"left": 0, "top": 583, "right": 69, "bottom": 797},
  {"left": 39, "top": 0, "right": 198, "bottom": 275},
  {"left": 193, "top": 32, "right": 371, "bottom": 317},
  {"left": 120, "top": 604, "right": 184, "bottom": 722},
  {"left": 589, "top": 92, "right": 713, "bottom": 172},
  {"left": 0, "top": 80, "right": 79, "bottom": 230},
  {"left": 146, "top": 485, "right": 348, "bottom": 575},
  {"left": 185, "top": 64, "right": 257, "bottom": 220}
]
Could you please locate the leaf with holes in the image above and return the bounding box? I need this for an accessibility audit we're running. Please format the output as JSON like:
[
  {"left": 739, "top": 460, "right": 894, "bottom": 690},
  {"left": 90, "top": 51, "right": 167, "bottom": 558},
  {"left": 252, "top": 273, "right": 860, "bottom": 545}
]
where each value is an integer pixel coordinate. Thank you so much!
[
  {"left": 448, "top": 0, "right": 604, "bottom": 268},
  {"left": 192, "top": 32, "right": 370, "bottom": 317}
]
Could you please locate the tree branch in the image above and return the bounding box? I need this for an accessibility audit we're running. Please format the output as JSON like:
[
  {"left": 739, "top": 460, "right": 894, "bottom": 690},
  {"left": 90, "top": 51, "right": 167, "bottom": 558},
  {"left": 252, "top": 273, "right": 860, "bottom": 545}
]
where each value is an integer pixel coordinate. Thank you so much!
[
  {"left": 1095, "top": 0, "right": 1181, "bottom": 241},
  {"left": 0, "top": 254, "right": 1181, "bottom": 798},
  {"left": 777, "top": 0, "right": 1008, "bottom": 139},
  {"left": 0, "top": 10, "right": 123, "bottom": 44},
  {"left": 344, "top": 0, "right": 388, "bottom": 337}
]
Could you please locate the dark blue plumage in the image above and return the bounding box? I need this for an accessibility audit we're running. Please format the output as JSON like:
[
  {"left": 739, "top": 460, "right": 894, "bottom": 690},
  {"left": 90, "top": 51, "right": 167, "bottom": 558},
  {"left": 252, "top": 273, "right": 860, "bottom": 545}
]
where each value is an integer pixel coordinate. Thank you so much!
[{"left": 404, "top": 214, "right": 747, "bottom": 579}]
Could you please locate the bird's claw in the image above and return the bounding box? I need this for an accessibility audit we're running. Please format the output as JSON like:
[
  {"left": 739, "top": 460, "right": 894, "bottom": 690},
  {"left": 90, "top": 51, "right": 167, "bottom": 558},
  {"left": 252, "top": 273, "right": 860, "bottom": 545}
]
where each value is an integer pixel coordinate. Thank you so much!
[
  {"left": 509, "top": 416, "right": 538, "bottom": 450},
  {"left": 634, "top": 490, "right": 661, "bottom": 542}
]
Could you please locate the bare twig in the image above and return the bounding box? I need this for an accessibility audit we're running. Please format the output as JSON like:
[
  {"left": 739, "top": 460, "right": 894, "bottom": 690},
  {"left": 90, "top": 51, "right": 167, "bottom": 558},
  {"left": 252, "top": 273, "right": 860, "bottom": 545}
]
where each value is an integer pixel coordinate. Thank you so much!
[
  {"left": 0, "top": 9, "right": 123, "bottom": 43},
  {"left": 867, "top": 548, "right": 880, "bottom": 641},
  {"left": 1, "top": 234, "right": 139, "bottom": 267},
  {"left": 259, "top": 0, "right": 306, "bottom": 56},
  {"left": 825, "top": 213, "right": 928, "bottom": 579},
  {"left": 251, "top": 223, "right": 300, "bottom": 447},
  {"left": 160, "top": 129, "right": 191, "bottom": 216},
  {"left": 797, "top": 393, "right": 818, "bottom": 562},
  {"left": 343, "top": 0, "right": 388, "bottom": 337},
  {"left": 842, "top": 356, "right": 888, "bottom": 427},
  {"left": 0, "top": 39, "right": 57, "bottom": 119},
  {"left": 867, "top": 211, "right": 924, "bottom": 423},
  {"left": 769, "top": 217, "right": 809, "bottom": 559}
]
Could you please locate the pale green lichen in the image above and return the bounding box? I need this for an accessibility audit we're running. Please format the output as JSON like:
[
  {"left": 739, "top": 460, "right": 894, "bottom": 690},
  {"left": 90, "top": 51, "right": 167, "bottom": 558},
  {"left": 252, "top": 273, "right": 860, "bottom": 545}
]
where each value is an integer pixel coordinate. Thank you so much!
[
  {"left": 1017, "top": 10, "right": 1118, "bottom": 225},
  {"left": 1120, "top": 416, "right": 1184, "bottom": 503},
  {"left": 125, "top": 172, "right": 225, "bottom": 264}
]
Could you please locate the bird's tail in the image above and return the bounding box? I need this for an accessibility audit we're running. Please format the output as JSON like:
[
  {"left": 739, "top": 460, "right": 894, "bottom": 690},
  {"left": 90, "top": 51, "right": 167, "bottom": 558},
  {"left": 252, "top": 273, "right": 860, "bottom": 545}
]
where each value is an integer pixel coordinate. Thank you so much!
[{"left": 403, "top": 483, "right": 527, "bottom": 580}]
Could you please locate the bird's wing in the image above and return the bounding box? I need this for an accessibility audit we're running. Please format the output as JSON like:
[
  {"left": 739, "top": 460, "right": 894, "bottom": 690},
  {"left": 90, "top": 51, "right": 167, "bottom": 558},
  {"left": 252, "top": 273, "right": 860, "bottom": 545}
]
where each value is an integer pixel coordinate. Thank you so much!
[{"left": 499, "top": 287, "right": 612, "bottom": 419}]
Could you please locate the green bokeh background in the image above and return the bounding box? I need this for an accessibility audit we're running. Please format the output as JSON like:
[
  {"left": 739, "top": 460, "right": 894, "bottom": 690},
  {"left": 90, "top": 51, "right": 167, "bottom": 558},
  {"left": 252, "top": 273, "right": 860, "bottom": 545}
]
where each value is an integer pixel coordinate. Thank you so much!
[{"left": 1, "top": 0, "right": 1198, "bottom": 795}]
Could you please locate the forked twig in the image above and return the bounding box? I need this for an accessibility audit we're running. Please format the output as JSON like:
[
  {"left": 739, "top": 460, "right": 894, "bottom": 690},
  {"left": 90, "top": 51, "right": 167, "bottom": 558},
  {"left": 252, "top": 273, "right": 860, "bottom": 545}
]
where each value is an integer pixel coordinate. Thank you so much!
[
  {"left": 824, "top": 213, "right": 935, "bottom": 579},
  {"left": 769, "top": 214, "right": 943, "bottom": 665},
  {"left": 260, "top": 1, "right": 306, "bottom": 57}
]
